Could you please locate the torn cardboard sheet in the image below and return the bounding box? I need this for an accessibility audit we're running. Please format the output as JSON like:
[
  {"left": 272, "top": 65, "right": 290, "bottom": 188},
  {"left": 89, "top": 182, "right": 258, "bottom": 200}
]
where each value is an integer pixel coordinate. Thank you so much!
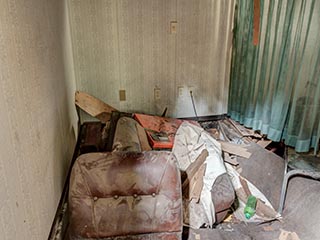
[
  {"left": 173, "top": 122, "right": 227, "bottom": 228},
  {"left": 225, "top": 163, "right": 281, "bottom": 222}
]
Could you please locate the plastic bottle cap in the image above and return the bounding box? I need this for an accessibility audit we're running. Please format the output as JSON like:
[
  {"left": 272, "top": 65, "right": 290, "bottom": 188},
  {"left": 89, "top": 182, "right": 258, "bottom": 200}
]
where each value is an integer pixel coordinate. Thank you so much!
[{"left": 245, "top": 213, "right": 251, "bottom": 219}]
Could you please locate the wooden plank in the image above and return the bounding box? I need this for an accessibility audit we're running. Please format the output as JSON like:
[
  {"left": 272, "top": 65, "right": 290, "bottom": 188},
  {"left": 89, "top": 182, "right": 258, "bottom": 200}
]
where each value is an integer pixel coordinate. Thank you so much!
[
  {"left": 135, "top": 123, "right": 152, "bottom": 151},
  {"left": 239, "top": 176, "right": 251, "bottom": 198},
  {"left": 219, "top": 141, "right": 252, "bottom": 159},
  {"left": 186, "top": 150, "right": 209, "bottom": 178},
  {"left": 182, "top": 149, "right": 209, "bottom": 191},
  {"left": 75, "top": 91, "right": 118, "bottom": 123},
  {"left": 256, "top": 198, "right": 278, "bottom": 219},
  {"left": 189, "top": 163, "right": 206, "bottom": 202},
  {"left": 235, "top": 187, "right": 248, "bottom": 203},
  {"left": 228, "top": 118, "right": 262, "bottom": 139}
]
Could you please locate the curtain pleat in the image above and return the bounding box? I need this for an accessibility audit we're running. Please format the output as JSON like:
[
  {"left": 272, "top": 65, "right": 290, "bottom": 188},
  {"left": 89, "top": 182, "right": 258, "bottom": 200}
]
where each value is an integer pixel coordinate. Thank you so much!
[{"left": 229, "top": 0, "right": 320, "bottom": 152}]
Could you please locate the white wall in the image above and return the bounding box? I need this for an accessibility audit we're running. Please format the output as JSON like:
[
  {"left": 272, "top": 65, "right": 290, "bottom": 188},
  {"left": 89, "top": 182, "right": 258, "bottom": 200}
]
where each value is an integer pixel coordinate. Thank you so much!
[
  {"left": 68, "top": 0, "right": 235, "bottom": 120},
  {"left": 0, "top": 0, "right": 77, "bottom": 239}
]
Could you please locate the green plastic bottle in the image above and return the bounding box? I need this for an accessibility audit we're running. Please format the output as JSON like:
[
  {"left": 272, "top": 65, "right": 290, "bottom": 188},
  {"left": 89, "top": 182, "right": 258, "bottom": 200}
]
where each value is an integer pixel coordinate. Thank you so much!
[{"left": 244, "top": 195, "right": 257, "bottom": 219}]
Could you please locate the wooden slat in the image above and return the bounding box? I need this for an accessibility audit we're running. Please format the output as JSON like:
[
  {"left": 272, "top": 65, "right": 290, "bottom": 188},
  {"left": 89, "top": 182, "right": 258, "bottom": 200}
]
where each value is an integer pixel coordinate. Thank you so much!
[
  {"left": 186, "top": 150, "right": 209, "bottom": 178},
  {"left": 219, "top": 141, "right": 252, "bottom": 159},
  {"left": 135, "top": 123, "right": 152, "bottom": 151},
  {"left": 182, "top": 149, "right": 209, "bottom": 191},
  {"left": 75, "top": 91, "right": 118, "bottom": 122},
  {"left": 239, "top": 176, "right": 252, "bottom": 198},
  {"left": 256, "top": 198, "right": 278, "bottom": 218},
  {"left": 189, "top": 163, "right": 206, "bottom": 202}
]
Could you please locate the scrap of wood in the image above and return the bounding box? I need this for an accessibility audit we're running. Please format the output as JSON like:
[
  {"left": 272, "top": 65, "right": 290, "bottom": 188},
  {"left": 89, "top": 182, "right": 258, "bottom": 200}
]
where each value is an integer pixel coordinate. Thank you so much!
[
  {"left": 227, "top": 118, "right": 249, "bottom": 135},
  {"left": 217, "top": 121, "right": 228, "bottom": 141},
  {"left": 256, "top": 198, "right": 278, "bottom": 219},
  {"left": 219, "top": 141, "right": 252, "bottom": 159},
  {"left": 228, "top": 118, "right": 262, "bottom": 139},
  {"left": 135, "top": 123, "right": 152, "bottom": 151},
  {"left": 186, "top": 149, "right": 208, "bottom": 179},
  {"left": 223, "top": 152, "right": 239, "bottom": 166},
  {"left": 257, "top": 139, "right": 272, "bottom": 148},
  {"left": 182, "top": 149, "right": 208, "bottom": 191},
  {"left": 235, "top": 187, "right": 248, "bottom": 203},
  {"left": 189, "top": 163, "right": 206, "bottom": 202},
  {"left": 75, "top": 91, "right": 118, "bottom": 122},
  {"left": 239, "top": 176, "right": 252, "bottom": 198}
]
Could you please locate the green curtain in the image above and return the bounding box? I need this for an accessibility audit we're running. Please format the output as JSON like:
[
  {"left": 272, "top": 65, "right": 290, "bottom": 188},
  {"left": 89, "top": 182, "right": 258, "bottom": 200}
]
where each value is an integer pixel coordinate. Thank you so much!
[{"left": 229, "top": 0, "right": 320, "bottom": 153}]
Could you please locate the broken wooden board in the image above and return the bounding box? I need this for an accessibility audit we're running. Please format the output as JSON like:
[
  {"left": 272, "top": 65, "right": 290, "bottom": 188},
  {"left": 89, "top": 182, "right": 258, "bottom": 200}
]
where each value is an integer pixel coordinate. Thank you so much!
[
  {"left": 256, "top": 198, "right": 278, "bottom": 219},
  {"left": 182, "top": 150, "right": 208, "bottom": 191},
  {"left": 75, "top": 91, "right": 118, "bottom": 122},
  {"left": 235, "top": 187, "right": 249, "bottom": 203},
  {"left": 239, "top": 176, "right": 252, "bottom": 198},
  {"left": 189, "top": 163, "right": 206, "bottom": 202},
  {"left": 135, "top": 123, "right": 152, "bottom": 151},
  {"left": 219, "top": 141, "right": 252, "bottom": 159},
  {"left": 228, "top": 118, "right": 262, "bottom": 139},
  {"left": 186, "top": 149, "right": 208, "bottom": 177}
]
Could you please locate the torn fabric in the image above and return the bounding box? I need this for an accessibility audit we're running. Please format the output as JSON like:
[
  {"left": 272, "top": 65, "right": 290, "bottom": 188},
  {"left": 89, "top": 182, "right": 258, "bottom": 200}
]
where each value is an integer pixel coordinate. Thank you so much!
[{"left": 172, "top": 122, "right": 227, "bottom": 228}]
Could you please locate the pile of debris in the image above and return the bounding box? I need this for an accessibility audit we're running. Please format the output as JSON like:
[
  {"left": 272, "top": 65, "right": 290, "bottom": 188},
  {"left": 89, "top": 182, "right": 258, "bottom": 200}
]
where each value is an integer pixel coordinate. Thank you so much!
[
  {"left": 75, "top": 91, "right": 281, "bottom": 227},
  {"left": 69, "top": 91, "right": 320, "bottom": 240}
]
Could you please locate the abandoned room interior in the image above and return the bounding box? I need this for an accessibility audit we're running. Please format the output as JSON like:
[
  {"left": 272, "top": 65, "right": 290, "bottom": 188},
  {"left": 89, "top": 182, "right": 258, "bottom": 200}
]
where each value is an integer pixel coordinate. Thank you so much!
[{"left": 1, "top": 0, "right": 320, "bottom": 239}]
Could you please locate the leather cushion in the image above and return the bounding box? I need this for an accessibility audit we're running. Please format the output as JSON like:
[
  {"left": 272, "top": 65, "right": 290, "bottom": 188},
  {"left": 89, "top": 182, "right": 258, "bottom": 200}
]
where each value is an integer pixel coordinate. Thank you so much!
[{"left": 69, "top": 151, "right": 182, "bottom": 238}]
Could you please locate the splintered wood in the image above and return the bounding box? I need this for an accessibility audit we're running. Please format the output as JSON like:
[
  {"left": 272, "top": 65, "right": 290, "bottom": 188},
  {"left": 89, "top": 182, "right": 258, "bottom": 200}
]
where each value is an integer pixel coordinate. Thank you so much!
[
  {"left": 182, "top": 150, "right": 209, "bottom": 202},
  {"left": 189, "top": 163, "right": 206, "bottom": 202},
  {"left": 75, "top": 91, "right": 118, "bottom": 122},
  {"left": 182, "top": 150, "right": 208, "bottom": 191},
  {"left": 227, "top": 118, "right": 262, "bottom": 139}
]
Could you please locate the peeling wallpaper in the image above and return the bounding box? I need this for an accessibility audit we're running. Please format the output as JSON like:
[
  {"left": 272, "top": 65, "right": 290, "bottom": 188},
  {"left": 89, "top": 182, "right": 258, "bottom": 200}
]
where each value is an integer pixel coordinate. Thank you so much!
[
  {"left": 68, "top": 0, "right": 235, "bottom": 120},
  {"left": 0, "top": 0, "right": 77, "bottom": 239}
]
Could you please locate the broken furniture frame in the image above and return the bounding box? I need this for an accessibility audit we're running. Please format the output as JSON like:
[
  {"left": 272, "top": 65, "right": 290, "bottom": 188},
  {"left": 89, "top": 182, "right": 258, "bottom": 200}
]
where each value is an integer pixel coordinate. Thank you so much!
[{"left": 278, "top": 167, "right": 320, "bottom": 215}]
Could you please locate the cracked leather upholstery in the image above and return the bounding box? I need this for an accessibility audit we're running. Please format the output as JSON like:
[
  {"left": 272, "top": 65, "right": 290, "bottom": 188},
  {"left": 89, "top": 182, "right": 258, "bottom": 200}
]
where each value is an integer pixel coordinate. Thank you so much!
[{"left": 69, "top": 151, "right": 182, "bottom": 239}]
